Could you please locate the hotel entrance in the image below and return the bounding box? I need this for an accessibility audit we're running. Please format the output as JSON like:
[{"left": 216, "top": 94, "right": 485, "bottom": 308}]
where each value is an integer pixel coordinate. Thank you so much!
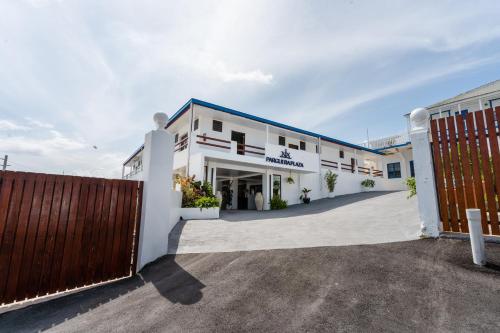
[{"left": 215, "top": 168, "right": 264, "bottom": 210}]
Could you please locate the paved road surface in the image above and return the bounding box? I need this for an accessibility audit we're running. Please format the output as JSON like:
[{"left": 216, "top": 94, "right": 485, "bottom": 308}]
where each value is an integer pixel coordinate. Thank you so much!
[{"left": 169, "top": 191, "right": 420, "bottom": 254}]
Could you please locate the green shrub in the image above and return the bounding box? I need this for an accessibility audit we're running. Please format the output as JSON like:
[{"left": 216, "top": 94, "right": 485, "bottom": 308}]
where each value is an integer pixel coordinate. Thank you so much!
[
  {"left": 175, "top": 175, "right": 217, "bottom": 208},
  {"left": 324, "top": 170, "right": 338, "bottom": 193},
  {"left": 270, "top": 195, "right": 288, "bottom": 210},
  {"left": 406, "top": 177, "right": 416, "bottom": 198},
  {"left": 194, "top": 196, "right": 220, "bottom": 209},
  {"left": 361, "top": 179, "right": 375, "bottom": 188}
]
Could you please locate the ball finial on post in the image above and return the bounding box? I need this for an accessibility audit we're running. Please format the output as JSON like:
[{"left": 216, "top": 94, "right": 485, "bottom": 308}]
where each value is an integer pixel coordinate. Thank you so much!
[
  {"left": 410, "top": 107, "right": 429, "bottom": 131},
  {"left": 153, "top": 112, "right": 168, "bottom": 130}
]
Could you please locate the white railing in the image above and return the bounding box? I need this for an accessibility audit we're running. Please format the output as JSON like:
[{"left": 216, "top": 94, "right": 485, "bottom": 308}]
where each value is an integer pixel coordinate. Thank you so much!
[{"left": 360, "top": 133, "right": 410, "bottom": 150}]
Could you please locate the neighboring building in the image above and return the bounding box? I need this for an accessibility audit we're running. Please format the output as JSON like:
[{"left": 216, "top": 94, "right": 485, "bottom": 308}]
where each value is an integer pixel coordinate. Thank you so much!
[
  {"left": 361, "top": 79, "right": 500, "bottom": 177},
  {"left": 123, "top": 99, "right": 407, "bottom": 210}
]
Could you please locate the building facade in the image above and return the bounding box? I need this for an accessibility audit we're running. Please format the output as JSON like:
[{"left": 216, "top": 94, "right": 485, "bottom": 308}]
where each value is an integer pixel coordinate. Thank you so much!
[{"left": 124, "top": 99, "right": 408, "bottom": 210}]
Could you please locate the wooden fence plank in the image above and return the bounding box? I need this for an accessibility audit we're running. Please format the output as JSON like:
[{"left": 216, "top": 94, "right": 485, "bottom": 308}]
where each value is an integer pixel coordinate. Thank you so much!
[
  {"left": 38, "top": 176, "right": 64, "bottom": 296},
  {"left": 455, "top": 115, "right": 473, "bottom": 233},
  {"left": 476, "top": 112, "right": 500, "bottom": 235},
  {"left": 118, "top": 182, "right": 133, "bottom": 277},
  {"left": 438, "top": 118, "right": 460, "bottom": 231},
  {"left": 124, "top": 181, "right": 139, "bottom": 276},
  {"left": 110, "top": 181, "right": 126, "bottom": 279},
  {"left": 78, "top": 179, "right": 98, "bottom": 286},
  {"left": 0, "top": 173, "right": 15, "bottom": 250},
  {"left": 0, "top": 172, "right": 25, "bottom": 301},
  {"left": 4, "top": 174, "right": 35, "bottom": 303},
  {"left": 17, "top": 173, "right": 46, "bottom": 299},
  {"left": 48, "top": 177, "right": 73, "bottom": 293},
  {"left": 57, "top": 177, "right": 81, "bottom": 292},
  {"left": 103, "top": 180, "right": 119, "bottom": 280},
  {"left": 430, "top": 120, "right": 450, "bottom": 231},
  {"left": 486, "top": 108, "right": 500, "bottom": 235},
  {"left": 131, "top": 181, "right": 144, "bottom": 274},
  {"left": 93, "top": 180, "right": 113, "bottom": 283},
  {"left": 446, "top": 117, "right": 468, "bottom": 232},
  {"left": 67, "top": 178, "right": 90, "bottom": 290},
  {"left": 86, "top": 179, "right": 105, "bottom": 284},
  {"left": 466, "top": 113, "right": 489, "bottom": 233}
]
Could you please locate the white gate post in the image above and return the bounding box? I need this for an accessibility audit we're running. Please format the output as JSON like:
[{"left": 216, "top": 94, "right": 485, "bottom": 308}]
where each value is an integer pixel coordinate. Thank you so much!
[
  {"left": 466, "top": 209, "right": 486, "bottom": 266},
  {"left": 136, "top": 113, "right": 175, "bottom": 271},
  {"left": 409, "top": 107, "right": 441, "bottom": 237}
]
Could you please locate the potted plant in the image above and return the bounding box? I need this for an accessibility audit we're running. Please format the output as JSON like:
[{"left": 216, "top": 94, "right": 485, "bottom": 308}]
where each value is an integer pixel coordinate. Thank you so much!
[
  {"left": 286, "top": 175, "right": 294, "bottom": 184},
  {"left": 300, "top": 188, "right": 312, "bottom": 204},
  {"left": 324, "top": 170, "right": 338, "bottom": 198},
  {"left": 175, "top": 175, "right": 220, "bottom": 219},
  {"left": 361, "top": 179, "right": 375, "bottom": 192}
]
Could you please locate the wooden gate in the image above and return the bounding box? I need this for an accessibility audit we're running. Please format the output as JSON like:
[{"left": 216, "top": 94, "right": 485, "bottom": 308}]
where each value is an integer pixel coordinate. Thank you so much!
[
  {"left": 430, "top": 107, "right": 500, "bottom": 236},
  {"left": 0, "top": 171, "right": 143, "bottom": 305}
]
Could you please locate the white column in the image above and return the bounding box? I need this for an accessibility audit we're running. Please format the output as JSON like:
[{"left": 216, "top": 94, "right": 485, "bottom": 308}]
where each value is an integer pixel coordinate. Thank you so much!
[
  {"left": 263, "top": 170, "right": 270, "bottom": 210},
  {"left": 409, "top": 107, "right": 441, "bottom": 238},
  {"left": 318, "top": 137, "right": 322, "bottom": 194},
  {"left": 137, "top": 113, "right": 175, "bottom": 271},
  {"left": 186, "top": 103, "right": 194, "bottom": 176}
]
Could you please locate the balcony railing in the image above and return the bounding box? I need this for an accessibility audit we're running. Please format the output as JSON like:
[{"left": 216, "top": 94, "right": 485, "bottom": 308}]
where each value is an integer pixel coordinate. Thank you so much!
[
  {"left": 174, "top": 136, "right": 189, "bottom": 152},
  {"left": 357, "top": 166, "right": 370, "bottom": 175},
  {"left": 237, "top": 143, "right": 265, "bottom": 156},
  {"left": 196, "top": 134, "right": 231, "bottom": 149},
  {"left": 361, "top": 133, "right": 410, "bottom": 150},
  {"left": 372, "top": 169, "right": 383, "bottom": 177},
  {"left": 321, "top": 159, "right": 338, "bottom": 169}
]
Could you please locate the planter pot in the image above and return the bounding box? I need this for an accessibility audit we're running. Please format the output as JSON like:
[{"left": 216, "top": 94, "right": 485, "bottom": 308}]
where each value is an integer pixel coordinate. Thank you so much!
[
  {"left": 362, "top": 187, "right": 373, "bottom": 192},
  {"left": 254, "top": 192, "right": 264, "bottom": 211},
  {"left": 328, "top": 192, "right": 336, "bottom": 198},
  {"left": 216, "top": 191, "right": 223, "bottom": 208},
  {"left": 180, "top": 207, "right": 220, "bottom": 220},
  {"left": 303, "top": 197, "right": 311, "bottom": 204}
]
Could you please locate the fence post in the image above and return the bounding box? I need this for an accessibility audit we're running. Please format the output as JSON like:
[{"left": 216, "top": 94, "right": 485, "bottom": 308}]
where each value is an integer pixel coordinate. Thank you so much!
[
  {"left": 136, "top": 113, "right": 175, "bottom": 272},
  {"left": 466, "top": 209, "right": 486, "bottom": 266},
  {"left": 409, "top": 107, "right": 441, "bottom": 237}
]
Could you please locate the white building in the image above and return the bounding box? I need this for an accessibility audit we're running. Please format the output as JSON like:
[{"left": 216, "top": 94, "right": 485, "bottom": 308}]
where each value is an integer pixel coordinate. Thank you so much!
[
  {"left": 362, "top": 79, "right": 500, "bottom": 176},
  {"left": 124, "top": 99, "right": 407, "bottom": 210}
]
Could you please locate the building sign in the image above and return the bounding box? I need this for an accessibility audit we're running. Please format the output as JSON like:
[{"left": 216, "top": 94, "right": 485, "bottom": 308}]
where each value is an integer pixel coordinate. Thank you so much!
[
  {"left": 265, "top": 148, "right": 304, "bottom": 168},
  {"left": 264, "top": 144, "right": 319, "bottom": 173}
]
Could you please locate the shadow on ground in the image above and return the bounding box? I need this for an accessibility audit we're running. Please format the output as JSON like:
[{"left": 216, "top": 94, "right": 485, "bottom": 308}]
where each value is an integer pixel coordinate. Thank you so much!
[{"left": 0, "top": 255, "right": 205, "bottom": 332}]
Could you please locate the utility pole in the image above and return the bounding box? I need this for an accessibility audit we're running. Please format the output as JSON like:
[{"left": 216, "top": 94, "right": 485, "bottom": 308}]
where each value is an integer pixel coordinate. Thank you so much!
[{"left": 1, "top": 155, "right": 8, "bottom": 171}]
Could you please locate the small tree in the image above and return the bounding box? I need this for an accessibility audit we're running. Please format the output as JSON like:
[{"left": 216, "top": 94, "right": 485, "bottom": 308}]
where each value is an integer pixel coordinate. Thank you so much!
[
  {"left": 405, "top": 177, "right": 416, "bottom": 198},
  {"left": 324, "top": 170, "right": 338, "bottom": 193}
]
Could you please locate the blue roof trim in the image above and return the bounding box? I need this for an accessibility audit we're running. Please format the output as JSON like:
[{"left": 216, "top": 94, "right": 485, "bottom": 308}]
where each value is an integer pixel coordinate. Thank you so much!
[
  {"left": 375, "top": 141, "right": 411, "bottom": 151},
  {"left": 123, "top": 144, "right": 144, "bottom": 166},
  {"left": 167, "top": 98, "right": 384, "bottom": 155}
]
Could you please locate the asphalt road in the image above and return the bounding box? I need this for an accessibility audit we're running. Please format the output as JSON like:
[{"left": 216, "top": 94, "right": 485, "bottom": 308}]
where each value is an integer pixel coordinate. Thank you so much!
[{"left": 1, "top": 238, "right": 499, "bottom": 332}]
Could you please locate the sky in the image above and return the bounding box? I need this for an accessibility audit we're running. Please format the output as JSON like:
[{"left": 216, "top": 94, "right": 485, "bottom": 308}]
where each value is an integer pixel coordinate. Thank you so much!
[{"left": 1, "top": 0, "right": 500, "bottom": 178}]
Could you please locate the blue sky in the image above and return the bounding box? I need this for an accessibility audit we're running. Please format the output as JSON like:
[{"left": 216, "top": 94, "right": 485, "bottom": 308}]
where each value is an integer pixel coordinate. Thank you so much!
[{"left": 1, "top": 0, "right": 500, "bottom": 177}]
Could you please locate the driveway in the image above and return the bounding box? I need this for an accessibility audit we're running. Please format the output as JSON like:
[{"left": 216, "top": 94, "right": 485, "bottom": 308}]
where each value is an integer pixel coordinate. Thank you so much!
[
  {"left": 2, "top": 239, "right": 499, "bottom": 332},
  {"left": 169, "top": 191, "right": 420, "bottom": 254}
]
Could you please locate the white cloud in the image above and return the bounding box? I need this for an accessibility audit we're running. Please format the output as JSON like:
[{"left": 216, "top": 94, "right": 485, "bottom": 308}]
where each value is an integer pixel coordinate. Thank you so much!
[
  {"left": 0, "top": 120, "right": 31, "bottom": 131},
  {"left": 1, "top": 1, "right": 500, "bottom": 177},
  {"left": 24, "top": 117, "right": 54, "bottom": 129}
]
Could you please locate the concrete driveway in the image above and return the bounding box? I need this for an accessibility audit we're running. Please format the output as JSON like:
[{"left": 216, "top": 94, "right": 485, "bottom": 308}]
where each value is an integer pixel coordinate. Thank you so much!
[{"left": 169, "top": 191, "right": 420, "bottom": 254}]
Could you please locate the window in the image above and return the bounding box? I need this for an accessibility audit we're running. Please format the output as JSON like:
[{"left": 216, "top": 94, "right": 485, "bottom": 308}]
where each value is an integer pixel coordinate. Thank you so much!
[
  {"left": 279, "top": 136, "right": 285, "bottom": 146},
  {"left": 409, "top": 160, "right": 415, "bottom": 177},
  {"left": 212, "top": 120, "right": 223, "bottom": 132},
  {"left": 387, "top": 162, "right": 401, "bottom": 179},
  {"left": 193, "top": 118, "right": 199, "bottom": 131},
  {"left": 339, "top": 150, "right": 344, "bottom": 159},
  {"left": 288, "top": 143, "right": 298, "bottom": 150},
  {"left": 179, "top": 133, "right": 188, "bottom": 151},
  {"left": 272, "top": 175, "right": 281, "bottom": 198},
  {"left": 300, "top": 141, "right": 306, "bottom": 151},
  {"left": 174, "top": 133, "right": 179, "bottom": 143}
]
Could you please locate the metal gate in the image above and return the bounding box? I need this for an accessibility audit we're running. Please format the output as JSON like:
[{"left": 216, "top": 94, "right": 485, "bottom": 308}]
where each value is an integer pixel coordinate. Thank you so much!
[
  {"left": 430, "top": 107, "right": 500, "bottom": 235},
  {"left": 0, "top": 171, "right": 143, "bottom": 305}
]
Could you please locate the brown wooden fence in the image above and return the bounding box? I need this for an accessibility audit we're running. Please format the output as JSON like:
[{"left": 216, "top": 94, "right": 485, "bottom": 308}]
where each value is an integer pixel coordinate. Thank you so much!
[
  {"left": 0, "top": 171, "right": 143, "bottom": 305},
  {"left": 430, "top": 107, "right": 500, "bottom": 236}
]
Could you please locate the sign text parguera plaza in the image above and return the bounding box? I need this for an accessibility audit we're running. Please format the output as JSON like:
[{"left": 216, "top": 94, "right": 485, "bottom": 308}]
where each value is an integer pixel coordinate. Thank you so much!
[{"left": 265, "top": 149, "right": 305, "bottom": 168}]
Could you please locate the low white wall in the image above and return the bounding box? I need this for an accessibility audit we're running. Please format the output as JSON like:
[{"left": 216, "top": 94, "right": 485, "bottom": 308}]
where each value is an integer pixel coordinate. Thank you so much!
[
  {"left": 170, "top": 190, "right": 182, "bottom": 227},
  {"left": 179, "top": 207, "right": 220, "bottom": 220}
]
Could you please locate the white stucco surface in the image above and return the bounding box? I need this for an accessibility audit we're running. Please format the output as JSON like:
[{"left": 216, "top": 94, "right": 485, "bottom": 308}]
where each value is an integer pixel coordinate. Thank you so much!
[{"left": 168, "top": 191, "right": 420, "bottom": 254}]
